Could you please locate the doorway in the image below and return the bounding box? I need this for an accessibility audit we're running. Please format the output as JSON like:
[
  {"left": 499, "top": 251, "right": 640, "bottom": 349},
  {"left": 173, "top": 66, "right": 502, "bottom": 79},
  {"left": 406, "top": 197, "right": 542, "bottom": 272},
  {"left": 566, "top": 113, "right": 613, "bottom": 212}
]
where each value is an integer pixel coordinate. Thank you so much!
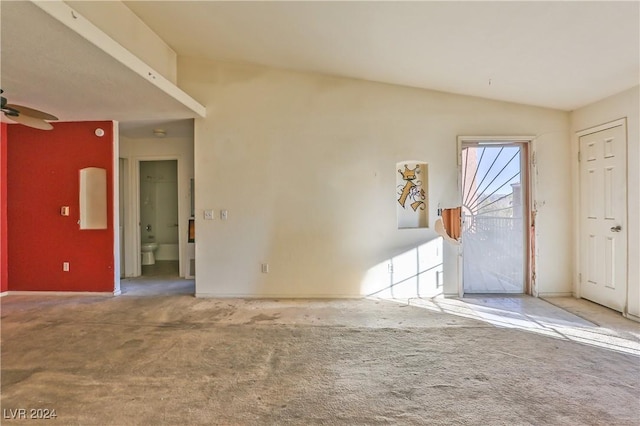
[
  {"left": 578, "top": 119, "right": 627, "bottom": 312},
  {"left": 459, "top": 139, "right": 530, "bottom": 294},
  {"left": 119, "top": 158, "right": 127, "bottom": 278},
  {"left": 139, "top": 160, "right": 179, "bottom": 277}
]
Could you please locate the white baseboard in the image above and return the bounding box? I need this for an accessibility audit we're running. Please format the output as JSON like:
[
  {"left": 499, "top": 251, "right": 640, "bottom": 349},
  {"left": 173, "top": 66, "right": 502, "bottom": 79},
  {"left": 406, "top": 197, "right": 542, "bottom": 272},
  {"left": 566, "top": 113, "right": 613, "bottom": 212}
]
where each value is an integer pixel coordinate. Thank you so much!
[
  {"left": 195, "top": 293, "right": 362, "bottom": 299},
  {"left": 538, "top": 292, "right": 574, "bottom": 298},
  {"left": 624, "top": 312, "right": 640, "bottom": 323},
  {"left": 2, "top": 291, "right": 114, "bottom": 297}
]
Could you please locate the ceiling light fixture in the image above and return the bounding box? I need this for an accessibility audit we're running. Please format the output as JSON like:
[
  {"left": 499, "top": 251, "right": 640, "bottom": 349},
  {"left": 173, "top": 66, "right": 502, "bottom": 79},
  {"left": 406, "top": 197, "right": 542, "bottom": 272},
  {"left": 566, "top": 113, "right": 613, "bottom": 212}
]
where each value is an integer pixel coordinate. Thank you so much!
[{"left": 153, "top": 128, "right": 166, "bottom": 138}]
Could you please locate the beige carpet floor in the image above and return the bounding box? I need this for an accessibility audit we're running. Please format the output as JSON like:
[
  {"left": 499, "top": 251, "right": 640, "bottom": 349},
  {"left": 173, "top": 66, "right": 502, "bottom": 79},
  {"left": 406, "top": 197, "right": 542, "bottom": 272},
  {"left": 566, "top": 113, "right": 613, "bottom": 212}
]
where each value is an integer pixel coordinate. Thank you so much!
[{"left": 1, "top": 296, "right": 638, "bottom": 425}]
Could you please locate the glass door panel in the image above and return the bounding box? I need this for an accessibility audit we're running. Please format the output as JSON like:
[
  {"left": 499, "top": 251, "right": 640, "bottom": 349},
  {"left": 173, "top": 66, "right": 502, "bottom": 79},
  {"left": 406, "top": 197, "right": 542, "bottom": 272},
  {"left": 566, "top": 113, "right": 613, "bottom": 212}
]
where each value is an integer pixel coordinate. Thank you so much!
[{"left": 461, "top": 143, "right": 526, "bottom": 293}]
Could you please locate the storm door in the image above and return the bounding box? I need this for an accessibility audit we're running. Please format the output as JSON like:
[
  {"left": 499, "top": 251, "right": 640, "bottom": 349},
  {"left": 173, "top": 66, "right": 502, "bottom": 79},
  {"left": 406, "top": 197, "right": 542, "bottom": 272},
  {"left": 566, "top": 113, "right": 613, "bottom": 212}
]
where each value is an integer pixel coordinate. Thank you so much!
[{"left": 461, "top": 141, "right": 528, "bottom": 294}]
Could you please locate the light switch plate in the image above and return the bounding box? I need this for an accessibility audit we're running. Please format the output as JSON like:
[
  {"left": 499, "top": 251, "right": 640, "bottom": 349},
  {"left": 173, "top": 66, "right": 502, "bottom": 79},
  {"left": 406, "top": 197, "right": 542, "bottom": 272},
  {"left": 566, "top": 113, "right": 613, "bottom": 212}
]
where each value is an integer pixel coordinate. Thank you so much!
[{"left": 204, "top": 209, "right": 214, "bottom": 220}]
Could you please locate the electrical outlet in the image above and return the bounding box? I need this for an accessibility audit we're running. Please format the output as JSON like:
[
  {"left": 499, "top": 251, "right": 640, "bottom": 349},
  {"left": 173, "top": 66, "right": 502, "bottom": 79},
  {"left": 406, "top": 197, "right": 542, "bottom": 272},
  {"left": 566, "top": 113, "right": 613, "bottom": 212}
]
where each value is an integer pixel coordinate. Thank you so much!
[
  {"left": 261, "top": 263, "right": 269, "bottom": 273},
  {"left": 63, "top": 262, "right": 70, "bottom": 272},
  {"left": 203, "top": 209, "right": 214, "bottom": 220}
]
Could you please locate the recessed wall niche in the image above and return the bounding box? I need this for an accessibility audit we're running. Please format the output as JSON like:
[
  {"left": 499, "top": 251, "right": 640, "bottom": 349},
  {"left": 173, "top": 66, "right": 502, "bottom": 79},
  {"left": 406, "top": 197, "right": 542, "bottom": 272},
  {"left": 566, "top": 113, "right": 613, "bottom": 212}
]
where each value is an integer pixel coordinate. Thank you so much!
[
  {"left": 79, "top": 167, "right": 107, "bottom": 230},
  {"left": 396, "top": 161, "right": 428, "bottom": 229}
]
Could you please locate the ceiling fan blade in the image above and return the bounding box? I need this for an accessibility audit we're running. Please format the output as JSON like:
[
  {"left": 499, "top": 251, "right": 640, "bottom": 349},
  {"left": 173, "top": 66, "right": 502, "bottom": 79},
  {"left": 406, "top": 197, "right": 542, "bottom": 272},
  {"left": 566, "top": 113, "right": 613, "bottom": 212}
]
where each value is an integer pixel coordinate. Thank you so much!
[
  {"left": 5, "top": 104, "right": 58, "bottom": 121},
  {"left": 5, "top": 113, "right": 54, "bottom": 130}
]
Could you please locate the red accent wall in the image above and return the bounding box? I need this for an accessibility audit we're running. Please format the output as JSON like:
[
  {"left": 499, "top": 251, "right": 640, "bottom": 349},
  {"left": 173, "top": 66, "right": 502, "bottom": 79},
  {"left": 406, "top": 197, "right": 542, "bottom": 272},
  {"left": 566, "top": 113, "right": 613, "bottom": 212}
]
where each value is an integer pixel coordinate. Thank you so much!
[
  {"left": 1, "top": 123, "right": 8, "bottom": 293},
  {"left": 7, "top": 122, "right": 114, "bottom": 292}
]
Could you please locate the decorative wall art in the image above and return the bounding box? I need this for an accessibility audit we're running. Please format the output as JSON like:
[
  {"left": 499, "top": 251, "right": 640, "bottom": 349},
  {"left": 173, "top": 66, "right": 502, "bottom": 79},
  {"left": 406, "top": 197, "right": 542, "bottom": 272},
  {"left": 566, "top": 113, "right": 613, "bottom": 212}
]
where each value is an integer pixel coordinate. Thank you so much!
[{"left": 396, "top": 161, "right": 428, "bottom": 228}]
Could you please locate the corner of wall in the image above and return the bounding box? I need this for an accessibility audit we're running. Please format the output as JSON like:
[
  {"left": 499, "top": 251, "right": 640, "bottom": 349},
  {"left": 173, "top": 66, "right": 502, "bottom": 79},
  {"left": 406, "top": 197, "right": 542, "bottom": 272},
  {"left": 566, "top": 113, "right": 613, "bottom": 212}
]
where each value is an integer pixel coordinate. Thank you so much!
[
  {"left": 1, "top": 122, "right": 8, "bottom": 293},
  {"left": 112, "top": 121, "right": 121, "bottom": 294}
]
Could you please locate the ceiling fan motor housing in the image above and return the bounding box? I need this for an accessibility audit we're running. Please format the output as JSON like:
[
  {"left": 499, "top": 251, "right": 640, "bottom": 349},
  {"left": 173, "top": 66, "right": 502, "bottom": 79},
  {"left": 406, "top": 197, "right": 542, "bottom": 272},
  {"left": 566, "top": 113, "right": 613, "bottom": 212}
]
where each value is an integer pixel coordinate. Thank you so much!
[
  {"left": 1, "top": 89, "right": 58, "bottom": 130},
  {"left": 1, "top": 90, "right": 20, "bottom": 117}
]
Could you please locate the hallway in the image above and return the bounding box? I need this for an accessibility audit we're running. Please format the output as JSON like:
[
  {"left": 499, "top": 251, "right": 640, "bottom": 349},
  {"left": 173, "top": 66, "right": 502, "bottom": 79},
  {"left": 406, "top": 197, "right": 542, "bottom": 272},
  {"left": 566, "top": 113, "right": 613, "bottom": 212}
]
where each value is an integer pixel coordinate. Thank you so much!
[{"left": 121, "top": 261, "right": 194, "bottom": 296}]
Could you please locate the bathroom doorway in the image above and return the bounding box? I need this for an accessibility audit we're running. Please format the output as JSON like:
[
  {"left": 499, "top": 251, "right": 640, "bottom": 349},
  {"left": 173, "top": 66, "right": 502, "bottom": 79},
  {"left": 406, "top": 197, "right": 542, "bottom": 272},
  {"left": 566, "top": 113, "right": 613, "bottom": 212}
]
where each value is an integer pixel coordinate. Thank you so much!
[{"left": 139, "top": 160, "right": 179, "bottom": 277}]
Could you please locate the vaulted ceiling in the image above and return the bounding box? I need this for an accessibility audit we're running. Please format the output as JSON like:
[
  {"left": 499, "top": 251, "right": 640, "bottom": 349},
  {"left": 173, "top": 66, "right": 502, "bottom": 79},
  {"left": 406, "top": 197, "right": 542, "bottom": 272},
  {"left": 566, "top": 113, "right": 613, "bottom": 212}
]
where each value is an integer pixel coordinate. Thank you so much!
[{"left": 121, "top": 0, "right": 640, "bottom": 110}]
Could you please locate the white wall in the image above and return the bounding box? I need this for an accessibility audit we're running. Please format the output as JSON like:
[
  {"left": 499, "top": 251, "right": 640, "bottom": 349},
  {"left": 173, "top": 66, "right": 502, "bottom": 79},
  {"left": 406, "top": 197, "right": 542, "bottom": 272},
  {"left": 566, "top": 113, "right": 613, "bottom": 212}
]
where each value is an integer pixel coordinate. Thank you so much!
[
  {"left": 179, "top": 58, "right": 571, "bottom": 298},
  {"left": 571, "top": 86, "right": 640, "bottom": 320},
  {"left": 120, "top": 133, "right": 194, "bottom": 278}
]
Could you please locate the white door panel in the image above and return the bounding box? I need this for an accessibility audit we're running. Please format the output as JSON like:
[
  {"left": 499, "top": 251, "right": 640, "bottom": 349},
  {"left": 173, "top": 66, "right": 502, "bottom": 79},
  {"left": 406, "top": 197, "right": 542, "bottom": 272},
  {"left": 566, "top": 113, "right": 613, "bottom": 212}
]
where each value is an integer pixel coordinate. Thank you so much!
[{"left": 579, "top": 123, "right": 627, "bottom": 312}]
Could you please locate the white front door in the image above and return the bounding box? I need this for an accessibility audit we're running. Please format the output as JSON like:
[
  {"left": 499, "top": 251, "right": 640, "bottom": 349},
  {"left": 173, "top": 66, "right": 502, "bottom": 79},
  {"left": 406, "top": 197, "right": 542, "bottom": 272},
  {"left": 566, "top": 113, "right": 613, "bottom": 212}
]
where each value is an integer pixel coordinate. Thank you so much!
[{"left": 579, "top": 121, "right": 627, "bottom": 312}]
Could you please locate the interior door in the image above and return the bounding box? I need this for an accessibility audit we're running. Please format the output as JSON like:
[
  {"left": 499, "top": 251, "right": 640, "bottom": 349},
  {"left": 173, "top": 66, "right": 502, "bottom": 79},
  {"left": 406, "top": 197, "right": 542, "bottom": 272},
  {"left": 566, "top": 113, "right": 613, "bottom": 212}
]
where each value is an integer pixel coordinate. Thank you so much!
[
  {"left": 579, "top": 122, "right": 627, "bottom": 312},
  {"left": 461, "top": 142, "right": 528, "bottom": 293}
]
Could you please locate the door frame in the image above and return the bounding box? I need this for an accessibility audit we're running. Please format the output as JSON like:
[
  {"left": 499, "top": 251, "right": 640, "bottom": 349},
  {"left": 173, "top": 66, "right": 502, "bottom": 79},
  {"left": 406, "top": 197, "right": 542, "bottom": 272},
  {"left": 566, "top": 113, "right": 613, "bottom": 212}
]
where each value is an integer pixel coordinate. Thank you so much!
[
  {"left": 119, "top": 157, "right": 127, "bottom": 279},
  {"left": 575, "top": 118, "right": 628, "bottom": 312},
  {"left": 457, "top": 136, "right": 536, "bottom": 297},
  {"left": 128, "top": 155, "right": 184, "bottom": 277}
]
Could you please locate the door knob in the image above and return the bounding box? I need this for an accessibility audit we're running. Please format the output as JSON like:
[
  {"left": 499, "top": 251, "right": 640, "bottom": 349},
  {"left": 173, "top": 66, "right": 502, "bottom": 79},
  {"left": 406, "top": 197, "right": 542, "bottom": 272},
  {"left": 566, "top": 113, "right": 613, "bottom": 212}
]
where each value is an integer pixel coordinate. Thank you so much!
[{"left": 610, "top": 225, "right": 622, "bottom": 232}]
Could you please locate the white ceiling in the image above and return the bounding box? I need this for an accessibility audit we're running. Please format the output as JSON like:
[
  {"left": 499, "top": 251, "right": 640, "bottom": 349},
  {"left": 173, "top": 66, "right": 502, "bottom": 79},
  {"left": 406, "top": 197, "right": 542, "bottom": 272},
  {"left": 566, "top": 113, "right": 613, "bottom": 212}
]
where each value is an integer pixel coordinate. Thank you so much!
[
  {"left": 124, "top": 1, "right": 640, "bottom": 111},
  {"left": 1, "top": 1, "right": 638, "bottom": 139},
  {"left": 118, "top": 118, "right": 194, "bottom": 140},
  {"left": 0, "top": 1, "right": 201, "bottom": 136}
]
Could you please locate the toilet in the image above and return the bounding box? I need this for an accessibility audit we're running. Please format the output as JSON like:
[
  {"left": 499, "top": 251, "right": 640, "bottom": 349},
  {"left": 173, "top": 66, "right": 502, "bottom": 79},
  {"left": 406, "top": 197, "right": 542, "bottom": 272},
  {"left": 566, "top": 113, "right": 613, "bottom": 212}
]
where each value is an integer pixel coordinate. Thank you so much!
[{"left": 141, "top": 242, "right": 159, "bottom": 265}]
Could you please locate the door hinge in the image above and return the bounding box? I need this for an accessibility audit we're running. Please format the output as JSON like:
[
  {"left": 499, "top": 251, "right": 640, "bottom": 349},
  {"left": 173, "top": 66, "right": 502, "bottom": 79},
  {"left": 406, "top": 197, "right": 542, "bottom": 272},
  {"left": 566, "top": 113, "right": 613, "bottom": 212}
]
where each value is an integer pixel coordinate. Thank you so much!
[
  {"left": 578, "top": 151, "right": 581, "bottom": 162},
  {"left": 578, "top": 273, "right": 582, "bottom": 283},
  {"left": 531, "top": 151, "right": 537, "bottom": 166}
]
